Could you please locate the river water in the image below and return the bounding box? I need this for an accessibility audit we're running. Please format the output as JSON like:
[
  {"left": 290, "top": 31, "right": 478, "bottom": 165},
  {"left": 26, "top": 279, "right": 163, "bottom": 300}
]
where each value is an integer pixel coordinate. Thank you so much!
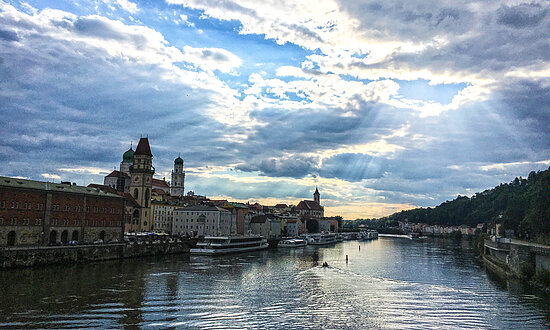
[{"left": 1, "top": 237, "right": 550, "bottom": 329}]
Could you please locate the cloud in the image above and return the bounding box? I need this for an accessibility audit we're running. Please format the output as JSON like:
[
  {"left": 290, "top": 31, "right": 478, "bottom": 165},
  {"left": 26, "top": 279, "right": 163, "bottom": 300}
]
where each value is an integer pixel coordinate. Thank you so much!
[{"left": 182, "top": 45, "right": 242, "bottom": 73}]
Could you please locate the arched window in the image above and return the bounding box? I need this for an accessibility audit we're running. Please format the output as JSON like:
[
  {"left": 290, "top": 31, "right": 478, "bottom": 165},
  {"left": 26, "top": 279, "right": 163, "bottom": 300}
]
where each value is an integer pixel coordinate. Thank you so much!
[
  {"left": 7, "top": 231, "right": 16, "bottom": 246},
  {"left": 71, "top": 230, "right": 79, "bottom": 242},
  {"left": 132, "top": 210, "right": 139, "bottom": 224},
  {"left": 61, "top": 230, "right": 68, "bottom": 244},
  {"left": 144, "top": 189, "right": 149, "bottom": 207},
  {"left": 133, "top": 188, "right": 138, "bottom": 199},
  {"left": 49, "top": 230, "right": 57, "bottom": 245},
  {"left": 99, "top": 230, "right": 106, "bottom": 242}
]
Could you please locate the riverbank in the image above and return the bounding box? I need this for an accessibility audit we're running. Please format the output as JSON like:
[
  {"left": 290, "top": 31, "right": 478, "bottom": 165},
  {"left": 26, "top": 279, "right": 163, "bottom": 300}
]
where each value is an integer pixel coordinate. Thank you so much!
[{"left": 0, "top": 240, "right": 197, "bottom": 269}]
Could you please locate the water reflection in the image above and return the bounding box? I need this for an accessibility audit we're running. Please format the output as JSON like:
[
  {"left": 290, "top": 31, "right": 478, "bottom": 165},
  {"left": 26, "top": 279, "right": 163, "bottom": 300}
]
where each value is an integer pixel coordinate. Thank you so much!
[{"left": 1, "top": 238, "right": 550, "bottom": 328}]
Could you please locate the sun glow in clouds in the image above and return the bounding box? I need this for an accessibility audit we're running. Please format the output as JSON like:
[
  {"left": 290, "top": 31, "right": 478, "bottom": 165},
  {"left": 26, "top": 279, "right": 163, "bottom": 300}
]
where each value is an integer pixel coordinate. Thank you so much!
[{"left": 0, "top": 0, "right": 548, "bottom": 218}]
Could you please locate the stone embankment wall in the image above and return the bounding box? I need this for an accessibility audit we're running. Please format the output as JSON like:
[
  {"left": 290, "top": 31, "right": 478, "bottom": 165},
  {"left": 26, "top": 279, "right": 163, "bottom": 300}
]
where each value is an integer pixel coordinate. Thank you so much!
[
  {"left": 484, "top": 239, "right": 550, "bottom": 281},
  {"left": 0, "top": 241, "right": 195, "bottom": 269}
]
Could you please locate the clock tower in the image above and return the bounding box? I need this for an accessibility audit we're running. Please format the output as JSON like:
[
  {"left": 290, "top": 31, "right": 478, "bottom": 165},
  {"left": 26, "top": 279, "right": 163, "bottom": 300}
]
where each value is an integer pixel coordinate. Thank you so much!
[{"left": 130, "top": 137, "right": 155, "bottom": 231}]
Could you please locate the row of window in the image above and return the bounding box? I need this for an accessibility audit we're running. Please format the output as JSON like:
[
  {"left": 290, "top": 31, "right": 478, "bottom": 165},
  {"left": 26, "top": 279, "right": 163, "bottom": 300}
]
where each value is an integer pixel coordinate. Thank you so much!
[
  {"left": 0, "top": 217, "right": 121, "bottom": 227},
  {"left": 0, "top": 201, "right": 123, "bottom": 214}
]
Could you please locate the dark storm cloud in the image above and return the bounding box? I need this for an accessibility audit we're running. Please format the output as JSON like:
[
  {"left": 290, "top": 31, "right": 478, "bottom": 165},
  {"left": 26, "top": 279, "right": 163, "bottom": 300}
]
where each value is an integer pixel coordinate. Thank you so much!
[
  {"left": 0, "top": 28, "right": 17, "bottom": 41},
  {"left": 496, "top": 3, "right": 548, "bottom": 28}
]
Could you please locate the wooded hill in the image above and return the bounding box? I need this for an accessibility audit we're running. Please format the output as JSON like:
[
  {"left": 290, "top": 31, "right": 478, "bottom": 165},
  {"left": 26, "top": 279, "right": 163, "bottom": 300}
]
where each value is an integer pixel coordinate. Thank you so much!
[{"left": 377, "top": 167, "right": 550, "bottom": 241}]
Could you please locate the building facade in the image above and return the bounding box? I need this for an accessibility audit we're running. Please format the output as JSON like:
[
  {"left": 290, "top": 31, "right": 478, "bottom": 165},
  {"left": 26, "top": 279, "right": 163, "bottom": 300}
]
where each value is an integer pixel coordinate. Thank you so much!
[
  {"left": 173, "top": 205, "right": 234, "bottom": 237},
  {"left": 0, "top": 176, "right": 124, "bottom": 247},
  {"left": 151, "top": 201, "right": 176, "bottom": 234}
]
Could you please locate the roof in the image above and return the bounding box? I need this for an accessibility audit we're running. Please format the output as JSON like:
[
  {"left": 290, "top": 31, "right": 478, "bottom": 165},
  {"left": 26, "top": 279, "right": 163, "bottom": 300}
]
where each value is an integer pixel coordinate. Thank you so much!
[
  {"left": 105, "top": 170, "right": 129, "bottom": 178},
  {"left": 117, "top": 192, "right": 140, "bottom": 207},
  {"left": 134, "top": 137, "right": 152, "bottom": 156},
  {"left": 152, "top": 178, "right": 169, "bottom": 189},
  {"left": 251, "top": 215, "right": 267, "bottom": 223},
  {"left": 123, "top": 147, "right": 134, "bottom": 162},
  {"left": 152, "top": 188, "right": 167, "bottom": 195},
  {"left": 176, "top": 205, "right": 230, "bottom": 212},
  {"left": 314, "top": 187, "right": 320, "bottom": 195},
  {"left": 175, "top": 156, "right": 183, "bottom": 165},
  {"left": 295, "top": 200, "right": 323, "bottom": 211},
  {"left": 88, "top": 184, "right": 118, "bottom": 194},
  {"left": 0, "top": 176, "right": 122, "bottom": 198},
  {"left": 275, "top": 204, "right": 288, "bottom": 208},
  {"left": 106, "top": 170, "right": 121, "bottom": 178}
]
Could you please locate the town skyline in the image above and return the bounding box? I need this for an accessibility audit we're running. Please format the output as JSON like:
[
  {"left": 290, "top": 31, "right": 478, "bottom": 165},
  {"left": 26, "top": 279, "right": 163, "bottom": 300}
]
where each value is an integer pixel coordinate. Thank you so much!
[{"left": 1, "top": 0, "right": 549, "bottom": 219}]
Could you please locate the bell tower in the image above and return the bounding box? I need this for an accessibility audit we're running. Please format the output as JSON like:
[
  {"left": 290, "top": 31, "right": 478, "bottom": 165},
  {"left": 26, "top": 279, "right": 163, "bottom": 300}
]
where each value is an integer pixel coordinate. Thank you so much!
[
  {"left": 313, "top": 187, "right": 320, "bottom": 204},
  {"left": 129, "top": 137, "right": 154, "bottom": 231},
  {"left": 171, "top": 156, "right": 185, "bottom": 197}
]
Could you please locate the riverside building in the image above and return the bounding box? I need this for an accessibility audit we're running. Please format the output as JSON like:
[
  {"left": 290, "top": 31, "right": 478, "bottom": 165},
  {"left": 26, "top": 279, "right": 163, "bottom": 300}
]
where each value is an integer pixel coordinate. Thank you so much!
[
  {"left": 173, "top": 205, "right": 235, "bottom": 237},
  {"left": 0, "top": 176, "right": 124, "bottom": 247}
]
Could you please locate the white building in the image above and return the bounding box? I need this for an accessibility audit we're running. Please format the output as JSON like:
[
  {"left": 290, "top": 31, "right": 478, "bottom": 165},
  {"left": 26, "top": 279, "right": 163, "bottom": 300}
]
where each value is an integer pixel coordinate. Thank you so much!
[
  {"left": 151, "top": 202, "right": 176, "bottom": 234},
  {"left": 250, "top": 215, "right": 281, "bottom": 238},
  {"left": 173, "top": 205, "right": 234, "bottom": 237}
]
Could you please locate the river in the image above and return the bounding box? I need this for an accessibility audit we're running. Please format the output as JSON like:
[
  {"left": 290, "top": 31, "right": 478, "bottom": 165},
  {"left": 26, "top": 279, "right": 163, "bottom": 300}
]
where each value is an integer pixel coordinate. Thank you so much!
[{"left": 1, "top": 237, "right": 549, "bottom": 328}]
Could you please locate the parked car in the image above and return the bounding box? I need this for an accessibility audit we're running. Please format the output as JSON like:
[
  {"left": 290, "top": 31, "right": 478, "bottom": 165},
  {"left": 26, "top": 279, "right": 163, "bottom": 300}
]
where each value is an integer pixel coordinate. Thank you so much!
[
  {"left": 93, "top": 239, "right": 104, "bottom": 244},
  {"left": 68, "top": 240, "right": 78, "bottom": 245}
]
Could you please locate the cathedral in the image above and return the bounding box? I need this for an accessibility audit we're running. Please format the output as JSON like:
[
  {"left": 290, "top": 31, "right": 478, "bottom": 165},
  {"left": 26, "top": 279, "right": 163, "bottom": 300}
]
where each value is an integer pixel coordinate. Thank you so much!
[{"left": 103, "top": 137, "right": 185, "bottom": 231}]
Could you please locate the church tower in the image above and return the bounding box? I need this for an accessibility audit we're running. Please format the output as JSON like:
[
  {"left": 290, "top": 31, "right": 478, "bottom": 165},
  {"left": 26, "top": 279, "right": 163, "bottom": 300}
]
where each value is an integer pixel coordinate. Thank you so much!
[
  {"left": 313, "top": 187, "right": 320, "bottom": 204},
  {"left": 171, "top": 156, "right": 185, "bottom": 197},
  {"left": 130, "top": 137, "right": 154, "bottom": 231},
  {"left": 120, "top": 145, "right": 134, "bottom": 176}
]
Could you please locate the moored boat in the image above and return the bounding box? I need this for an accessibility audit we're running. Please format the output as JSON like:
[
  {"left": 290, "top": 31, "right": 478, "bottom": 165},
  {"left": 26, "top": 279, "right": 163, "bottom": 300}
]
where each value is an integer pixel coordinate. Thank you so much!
[
  {"left": 305, "top": 233, "right": 338, "bottom": 245},
  {"left": 358, "top": 230, "right": 379, "bottom": 241},
  {"left": 278, "top": 238, "right": 307, "bottom": 248},
  {"left": 190, "top": 235, "right": 268, "bottom": 255}
]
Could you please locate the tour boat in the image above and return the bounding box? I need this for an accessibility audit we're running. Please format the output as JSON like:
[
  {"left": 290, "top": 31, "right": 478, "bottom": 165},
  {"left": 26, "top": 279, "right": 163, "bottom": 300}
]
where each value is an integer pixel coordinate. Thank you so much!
[
  {"left": 190, "top": 235, "right": 268, "bottom": 255},
  {"left": 278, "top": 238, "right": 307, "bottom": 248},
  {"left": 358, "top": 230, "right": 379, "bottom": 241},
  {"left": 305, "top": 233, "right": 338, "bottom": 245}
]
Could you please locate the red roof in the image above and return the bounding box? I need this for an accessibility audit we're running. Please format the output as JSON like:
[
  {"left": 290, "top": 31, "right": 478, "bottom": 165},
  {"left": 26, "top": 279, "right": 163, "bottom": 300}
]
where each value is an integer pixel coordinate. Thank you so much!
[
  {"left": 152, "top": 188, "right": 167, "bottom": 195},
  {"left": 152, "top": 178, "right": 169, "bottom": 189},
  {"left": 117, "top": 192, "right": 140, "bottom": 208},
  {"left": 87, "top": 183, "right": 118, "bottom": 194},
  {"left": 134, "top": 137, "right": 152, "bottom": 156},
  {"left": 106, "top": 170, "right": 121, "bottom": 178},
  {"left": 296, "top": 200, "right": 323, "bottom": 211}
]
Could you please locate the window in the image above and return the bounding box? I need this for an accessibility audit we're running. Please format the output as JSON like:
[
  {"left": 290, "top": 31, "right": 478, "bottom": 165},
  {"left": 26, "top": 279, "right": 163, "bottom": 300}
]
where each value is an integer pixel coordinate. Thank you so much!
[
  {"left": 0, "top": 217, "right": 3, "bottom": 225},
  {"left": 64, "top": 204, "right": 70, "bottom": 211},
  {"left": 133, "top": 188, "right": 138, "bottom": 199},
  {"left": 11, "top": 201, "right": 18, "bottom": 209},
  {"left": 0, "top": 201, "right": 4, "bottom": 208},
  {"left": 35, "top": 218, "right": 42, "bottom": 225},
  {"left": 10, "top": 217, "right": 16, "bottom": 225},
  {"left": 52, "top": 204, "right": 59, "bottom": 211}
]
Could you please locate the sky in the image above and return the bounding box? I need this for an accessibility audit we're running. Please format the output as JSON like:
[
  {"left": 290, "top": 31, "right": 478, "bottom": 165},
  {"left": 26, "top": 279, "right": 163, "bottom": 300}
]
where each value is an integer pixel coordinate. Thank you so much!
[{"left": 0, "top": 0, "right": 549, "bottom": 219}]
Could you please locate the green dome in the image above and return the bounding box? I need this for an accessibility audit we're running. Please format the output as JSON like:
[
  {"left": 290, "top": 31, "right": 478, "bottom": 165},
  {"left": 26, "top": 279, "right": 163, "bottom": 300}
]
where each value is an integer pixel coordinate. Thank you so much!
[
  {"left": 123, "top": 148, "right": 134, "bottom": 163},
  {"left": 174, "top": 156, "right": 183, "bottom": 165}
]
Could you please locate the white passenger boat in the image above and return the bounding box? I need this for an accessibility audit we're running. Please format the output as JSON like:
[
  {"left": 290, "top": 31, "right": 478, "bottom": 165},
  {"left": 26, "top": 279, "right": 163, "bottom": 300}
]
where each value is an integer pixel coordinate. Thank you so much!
[
  {"left": 278, "top": 238, "right": 307, "bottom": 248},
  {"left": 190, "top": 236, "right": 268, "bottom": 255},
  {"left": 305, "top": 233, "right": 338, "bottom": 245},
  {"left": 358, "top": 230, "right": 379, "bottom": 241}
]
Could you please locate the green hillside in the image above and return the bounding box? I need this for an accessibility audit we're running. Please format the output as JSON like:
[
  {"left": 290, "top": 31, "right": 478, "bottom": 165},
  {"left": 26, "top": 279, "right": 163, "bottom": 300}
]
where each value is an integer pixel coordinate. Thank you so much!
[{"left": 373, "top": 168, "right": 550, "bottom": 242}]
